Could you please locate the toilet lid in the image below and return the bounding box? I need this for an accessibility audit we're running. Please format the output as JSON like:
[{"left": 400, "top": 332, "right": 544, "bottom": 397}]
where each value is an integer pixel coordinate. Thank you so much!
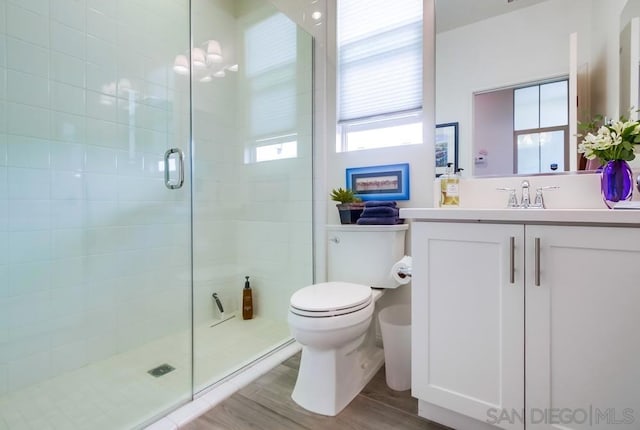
[{"left": 290, "top": 282, "right": 372, "bottom": 317}]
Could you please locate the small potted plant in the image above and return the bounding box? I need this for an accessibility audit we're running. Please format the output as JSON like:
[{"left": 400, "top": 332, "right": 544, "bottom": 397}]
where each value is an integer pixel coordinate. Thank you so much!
[{"left": 330, "top": 187, "right": 365, "bottom": 224}]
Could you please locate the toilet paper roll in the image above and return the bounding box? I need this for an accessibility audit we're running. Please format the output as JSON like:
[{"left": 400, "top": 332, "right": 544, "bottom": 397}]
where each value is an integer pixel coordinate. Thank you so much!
[{"left": 391, "top": 255, "right": 412, "bottom": 285}]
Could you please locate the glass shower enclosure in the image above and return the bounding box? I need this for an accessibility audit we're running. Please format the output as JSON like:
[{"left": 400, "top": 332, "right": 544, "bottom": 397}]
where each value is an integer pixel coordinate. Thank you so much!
[
  {"left": 189, "top": 0, "right": 314, "bottom": 394},
  {"left": 0, "top": 0, "right": 313, "bottom": 428}
]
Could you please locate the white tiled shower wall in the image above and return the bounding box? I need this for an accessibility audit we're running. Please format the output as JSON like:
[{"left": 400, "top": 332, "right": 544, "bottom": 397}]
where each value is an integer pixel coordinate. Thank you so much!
[
  {"left": 0, "top": 0, "right": 314, "bottom": 400},
  {"left": 0, "top": 0, "right": 193, "bottom": 395}
]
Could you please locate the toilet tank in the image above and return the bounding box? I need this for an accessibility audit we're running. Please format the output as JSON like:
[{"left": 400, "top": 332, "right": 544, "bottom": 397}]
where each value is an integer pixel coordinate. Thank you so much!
[{"left": 327, "top": 224, "right": 408, "bottom": 289}]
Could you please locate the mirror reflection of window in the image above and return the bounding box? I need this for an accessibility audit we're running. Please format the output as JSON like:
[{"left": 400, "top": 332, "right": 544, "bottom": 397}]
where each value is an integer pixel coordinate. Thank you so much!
[
  {"left": 516, "top": 130, "right": 566, "bottom": 174},
  {"left": 514, "top": 80, "right": 568, "bottom": 174},
  {"left": 473, "top": 78, "right": 568, "bottom": 176}
]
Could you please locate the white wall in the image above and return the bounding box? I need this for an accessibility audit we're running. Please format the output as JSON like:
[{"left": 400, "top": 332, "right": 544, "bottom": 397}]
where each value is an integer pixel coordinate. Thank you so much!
[
  {"left": 473, "top": 89, "right": 514, "bottom": 176},
  {"left": 324, "top": 0, "right": 434, "bottom": 221},
  {"left": 316, "top": 0, "right": 435, "bottom": 307},
  {"left": 270, "top": 0, "right": 433, "bottom": 303},
  {"left": 588, "top": 0, "right": 628, "bottom": 119}
]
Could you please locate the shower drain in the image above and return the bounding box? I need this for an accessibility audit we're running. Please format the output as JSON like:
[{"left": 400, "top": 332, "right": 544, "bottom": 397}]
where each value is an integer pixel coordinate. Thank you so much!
[{"left": 147, "top": 364, "right": 175, "bottom": 377}]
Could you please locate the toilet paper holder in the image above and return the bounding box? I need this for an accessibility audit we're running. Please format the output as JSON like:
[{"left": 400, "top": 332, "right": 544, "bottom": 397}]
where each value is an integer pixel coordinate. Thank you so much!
[
  {"left": 391, "top": 256, "right": 412, "bottom": 285},
  {"left": 396, "top": 267, "right": 412, "bottom": 278}
]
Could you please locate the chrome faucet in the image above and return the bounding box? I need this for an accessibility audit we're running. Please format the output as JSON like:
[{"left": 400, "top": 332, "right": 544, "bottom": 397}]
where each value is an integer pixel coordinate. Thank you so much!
[
  {"left": 530, "top": 186, "right": 559, "bottom": 209},
  {"left": 497, "top": 182, "right": 558, "bottom": 209},
  {"left": 520, "top": 180, "right": 531, "bottom": 208},
  {"left": 496, "top": 187, "right": 519, "bottom": 208},
  {"left": 212, "top": 292, "right": 224, "bottom": 313}
]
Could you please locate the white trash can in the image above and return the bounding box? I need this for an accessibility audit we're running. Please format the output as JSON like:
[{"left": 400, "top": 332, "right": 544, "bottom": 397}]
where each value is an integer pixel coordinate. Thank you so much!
[{"left": 378, "top": 304, "right": 411, "bottom": 391}]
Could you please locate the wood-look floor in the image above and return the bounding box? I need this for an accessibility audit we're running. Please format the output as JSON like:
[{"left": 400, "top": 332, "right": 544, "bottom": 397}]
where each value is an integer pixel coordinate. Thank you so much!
[{"left": 184, "top": 353, "right": 451, "bottom": 430}]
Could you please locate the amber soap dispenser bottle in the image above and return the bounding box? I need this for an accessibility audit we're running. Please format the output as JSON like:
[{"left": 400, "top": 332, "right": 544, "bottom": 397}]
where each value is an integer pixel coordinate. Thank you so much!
[{"left": 242, "top": 276, "right": 253, "bottom": 320}]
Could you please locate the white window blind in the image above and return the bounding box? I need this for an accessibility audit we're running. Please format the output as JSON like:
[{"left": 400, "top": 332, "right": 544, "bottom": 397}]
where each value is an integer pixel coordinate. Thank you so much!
[{"left": 338, "top": 0, "right": 423, "bottom": 123}]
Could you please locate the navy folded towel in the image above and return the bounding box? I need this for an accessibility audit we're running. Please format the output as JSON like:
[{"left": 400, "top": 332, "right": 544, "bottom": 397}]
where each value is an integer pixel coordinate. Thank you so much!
[
  {"left": 361, "top": 207, "right": 399, "bottom": 217},
  {"left": 364, "top": 201, "right": 397, "bottom": 208},
  {"left": 357, "top": 217, "right": 403, "bottom": 225}
]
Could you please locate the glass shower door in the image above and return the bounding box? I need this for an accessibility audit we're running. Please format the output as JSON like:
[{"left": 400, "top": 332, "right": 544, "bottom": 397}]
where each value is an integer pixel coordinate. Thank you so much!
[
  {"left": 190, "top": 0, "right": 314, "bottom": 392},
  {"left": 0, "top": 1, "right": 193, "bottom": 428}
]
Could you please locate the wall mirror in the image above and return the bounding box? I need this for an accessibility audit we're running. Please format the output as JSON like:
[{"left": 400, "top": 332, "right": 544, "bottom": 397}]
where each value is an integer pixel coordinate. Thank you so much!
[{"left": 435, "top": 0, "right": 640, "bottom": 177}]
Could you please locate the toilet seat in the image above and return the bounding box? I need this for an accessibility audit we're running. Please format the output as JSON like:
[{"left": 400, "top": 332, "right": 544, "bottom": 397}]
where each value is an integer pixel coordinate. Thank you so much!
[{"left": 290, "top": 282, "right": 372, "bottom": 317}]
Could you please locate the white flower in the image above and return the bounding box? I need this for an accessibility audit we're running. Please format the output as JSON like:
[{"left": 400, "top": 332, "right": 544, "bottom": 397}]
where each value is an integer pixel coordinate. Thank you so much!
[{"left": 578, "top": 115, "right": 639, "bottom": 162}]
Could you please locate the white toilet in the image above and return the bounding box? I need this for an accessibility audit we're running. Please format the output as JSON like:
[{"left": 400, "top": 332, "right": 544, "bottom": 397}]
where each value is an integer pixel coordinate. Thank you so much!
[{"left": 288, "top": 224, "right": 408, "bottom": 416}]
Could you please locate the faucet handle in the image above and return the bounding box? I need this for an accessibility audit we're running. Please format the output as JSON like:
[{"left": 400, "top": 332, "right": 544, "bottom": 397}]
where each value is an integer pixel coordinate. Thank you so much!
[
  {"left": 497, "top": 187, "right": 519, "bottom": 208},
  {"left": 520, "top": 180, "right": 531, "bottom": 208},
  {"left": 532, "top": 186, "right": 559, "bottom": 209}
]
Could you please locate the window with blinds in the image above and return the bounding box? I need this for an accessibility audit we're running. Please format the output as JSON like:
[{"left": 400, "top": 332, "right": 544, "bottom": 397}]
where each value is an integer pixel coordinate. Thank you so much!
[{"left": 337, "top": 0, "right": 423, "bottom": 152}]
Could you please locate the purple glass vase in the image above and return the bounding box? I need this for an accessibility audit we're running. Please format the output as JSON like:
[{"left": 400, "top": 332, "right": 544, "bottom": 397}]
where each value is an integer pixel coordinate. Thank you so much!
[{"left": 600, "top": 159, "right": 633, "bottom": 208}]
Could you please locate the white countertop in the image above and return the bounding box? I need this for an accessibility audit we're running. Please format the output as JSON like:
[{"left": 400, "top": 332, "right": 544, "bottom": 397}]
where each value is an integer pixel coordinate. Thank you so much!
[{"left": 399, "top": 207, "right": 640, "bottom": 226}]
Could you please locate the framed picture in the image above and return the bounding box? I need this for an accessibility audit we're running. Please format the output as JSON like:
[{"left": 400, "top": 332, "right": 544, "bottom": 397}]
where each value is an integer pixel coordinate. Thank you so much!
[
  {"left": 435, "top": 122, "right": 459, "bottom": 177},
  {"left": 346, "top": 163, "right": 410, "bottom": 201}
]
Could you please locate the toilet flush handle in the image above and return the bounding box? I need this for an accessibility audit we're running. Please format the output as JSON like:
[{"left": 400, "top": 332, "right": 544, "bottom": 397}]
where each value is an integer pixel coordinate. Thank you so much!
[{"left": 329, "top": 236, "right": 340, "bottom": 244}]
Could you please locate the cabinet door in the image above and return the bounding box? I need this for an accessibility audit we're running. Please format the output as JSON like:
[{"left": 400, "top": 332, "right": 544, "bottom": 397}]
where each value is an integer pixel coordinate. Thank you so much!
[
  {"left": 526, "top": 225, "right": 640, "bottom": 430},
  {"left": 412, "top": 222, "right": 524, "bottom": 429}
]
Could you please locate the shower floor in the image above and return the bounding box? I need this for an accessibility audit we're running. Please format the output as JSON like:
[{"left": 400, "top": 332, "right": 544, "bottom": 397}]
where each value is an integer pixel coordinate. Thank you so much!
[{"left": 0, "top": 315, "right": 290, "bottom": 430}]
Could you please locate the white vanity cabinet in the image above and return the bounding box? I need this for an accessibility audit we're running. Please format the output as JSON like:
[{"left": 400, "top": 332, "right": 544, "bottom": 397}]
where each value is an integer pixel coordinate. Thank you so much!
[
  {"left": 412, "top": 221, "right": 525, "bottom": 430},
  {"left": 525, "top": 225, "right": 640, "bottom": 430},
  {"left": 411, "top": 219, "right": 640, "bottom": 430}
]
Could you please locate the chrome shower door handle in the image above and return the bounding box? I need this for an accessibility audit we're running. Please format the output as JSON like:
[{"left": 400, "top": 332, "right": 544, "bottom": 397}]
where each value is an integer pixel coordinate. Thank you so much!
[{"left": 164, "top": 148, "right": 185, "bottom": 189}]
